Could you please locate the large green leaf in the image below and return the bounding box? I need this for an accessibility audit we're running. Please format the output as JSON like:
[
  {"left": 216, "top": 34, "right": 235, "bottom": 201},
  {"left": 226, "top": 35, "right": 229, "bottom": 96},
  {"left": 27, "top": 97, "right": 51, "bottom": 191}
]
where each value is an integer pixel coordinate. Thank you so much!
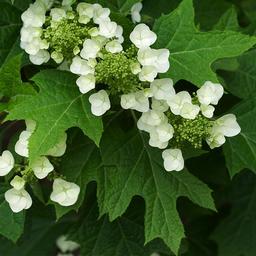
[
  {"left": 71, "top": 197, "right": 171, "bottom": 256},
  {"left": 0, "top": 54, "right": 35, "bottom": 98},
  {"left": 0, "top": 2, "right": 22, "bottom": 67},
  {"left": 0, "top": 185, "right": 25, "bottom": 242},
  {"left": 153, "top": 0, "right": 256, "bottom": 87},
  {"left": 0, "top": 202, "right": 72, "bottom": 256},
  {"left": 7, "top": 70, "right": 103, "bottom": 162},
  {"left": 219, "top": 49, "right": 256, "bottom": 99},
  {"left": 224, "top": 99, "right": 256, "bottom": 177},
  {"left": 59, "top": 115, "right": 215, "bottom": 254},
  {"left": 212, "top": 170, "right": 256, "bottom": 256}
]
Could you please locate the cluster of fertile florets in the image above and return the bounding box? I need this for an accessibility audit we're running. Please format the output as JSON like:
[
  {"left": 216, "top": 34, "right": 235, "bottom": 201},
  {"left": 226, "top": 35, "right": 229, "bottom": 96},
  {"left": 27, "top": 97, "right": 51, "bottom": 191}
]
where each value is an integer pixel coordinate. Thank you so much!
[
  {"left": 0, "top": 120, "right": 80, "bottom": 213},
  {"left": 19, "top": 0, "right": 241, "bottom": 178}
]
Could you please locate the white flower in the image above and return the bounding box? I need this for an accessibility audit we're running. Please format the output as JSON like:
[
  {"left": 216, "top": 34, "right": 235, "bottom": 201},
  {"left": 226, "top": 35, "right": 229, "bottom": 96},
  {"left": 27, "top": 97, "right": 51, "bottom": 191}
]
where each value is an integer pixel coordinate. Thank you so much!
[
  {"left": 180, "top": 103, "right": 200, "bottom": 120},
  {"left": 115, "top": 25, "right": 124, "bottom": 43},
  {"left": 131, "top": 2, "right": 143, "bottom": 23},
  {"left": 93, "top": 4, "right": 111, "bottom": 24},
  {"left": 140, "top": 110, "right": 167, "bottom": 126},
  {"left": 50, "top": 178, "right": 80, "bottom": 206},
  {"left": 139, "top": 66, "right": 158, "bottom": 82},
  {"left": 77, "top": 3, "right": 94, "bottom": 19},
  {"left": 197, "top": 81, "right": 224, "bottom": 106},
  {"left": 99, "top": 21, "right": 118, "bottom": 38},
  {"left": 20, "top": 26, "right": 42, "bottom": 43},
  {"left": 80, "top": 39, "right": 101, "bottom": 60},
  {"left": 10, "top": 176, "right": 25, "bottom": 190},
  {"left": 150, "top": 123, "right": 174, "bottom": 143},
  {"left": 5, "top": 188, "right": 32, "bottom": 213},
  {"left": 213, "top": 114, "right": 241, "bottom": 137},
  {"left": 89, "top": 90, "right": 111, "bottom": 116},
  {"left": 162, "top": 149, "right": 184, "bottom": 172},
  {"left": 130, "top": 62, "right": 142, "bottom": 75},
  {"left": 137, "top": 47, "right": 157, "bottom": 66},
  {"left": 76, "top": 74, "right": 96, "bottom": 94},
  {"left": 50, "top": 8, "right": 66, "bottom": 22},
  {"left": 15, "top": 131, "right": 32, "bottom": 157},
  {"left": 105, "top": 40, "right": 123, "bottom": 53},
  {"left": 24, "top": 38, "right": 48, "bottom": 55},
  {"left": 70, "top": 56, "right": 94, "bottom": 76},
  {"left": 21, "top": 4, "right": 46, "bottom": 27},
  {"left": 149, "top": 136, "right": 168, "bottom": 149},
  {"left": 167, "top": 91, "right": 192, "bottom": 115},
  {"left": 200, "top": 104, "right": 215, "bottom": 118},
  {"left": 151, "top": 98, "right": 169, "bottom": 112},
  {"left": 206, "top": 130, "right": 226, "bottom": 149},
  {"left": 56, "top": 235, "right": 80, "bottom": 253},
  {"left": 47, "top": 133, "right": 67, "bottom": 157},
  {"left": 150, "top": 78, "right": 175, "bottom": 101},
  {"left": 133, "top": 91, "right": 150, "bottom": 112},
  {"left": 130, "top": 24, "right": 157, "bottom": 49},
  {"left": 31, "top": 156, "right": 54, "bottom": 179},
  {"left": 137, "top": 117, "right": 154, "bottom": 133},
  {"left": 0, "top": 151, "right": 14, "bottom": 176},
  {"left": 154, "top": 49, "right": 170, "bottom": 73},
  {"left": 120, "top": 93, "right": 137, "bottom": 109},
  {"left": 29, "top": 50, "right": 50, "bottom": 65}
]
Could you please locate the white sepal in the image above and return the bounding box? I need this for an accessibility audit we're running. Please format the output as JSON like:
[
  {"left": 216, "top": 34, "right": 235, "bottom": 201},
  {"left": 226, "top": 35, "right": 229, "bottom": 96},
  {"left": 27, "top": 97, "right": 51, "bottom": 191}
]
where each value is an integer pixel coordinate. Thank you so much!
[
  {"left": 131, "top": 2, "right": 143, "bottom": 23},
  {"left": 10, "top": 176, "right": 25, "bottom": 190},
  {"left": 47, "top": 133, "right": 67, "bottom": 157},
  {"left": 129, "top": 24, "right": 157, "bottom": 49},
  {"left": 0, "top": 151, "right": 14, "bottom": 176},
  {"left": 5, "top": 188, "right": 32, "bottom": 213},
  {"left": 150, "top": 78, "right": 175, "bottom": 101},
  {"left": 76, "top": 74, "right": 96, "bottom": 94},
  {"left": 15, "top": 131, "right": 32, "bottom": 157},
  {"left": 89, "top": 90, "right": 111, "bottom": 116},
  {"left": 162, "top": 149, "right": 184, "bottom": 172},
  {"left": 50, "top": 178, "right": 80, "bottom": 206},
  {"left": 70, "top": 56, "right": 94, "bottom": 76},
  {"left": 31, "top": 156, "right": 54, "bottom": 179}
]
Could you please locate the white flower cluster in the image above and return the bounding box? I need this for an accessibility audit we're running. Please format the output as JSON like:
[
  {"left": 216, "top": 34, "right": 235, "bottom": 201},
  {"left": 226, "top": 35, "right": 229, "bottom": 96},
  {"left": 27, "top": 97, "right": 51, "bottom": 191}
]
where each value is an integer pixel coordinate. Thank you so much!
[
  {"left": 123, "top": 80, "right": 241, "bottom": 172},
  {"left": 20, "top": 0, "right": 53, "bottom": 65},
  {"left": 0, "top": 120, "right": 80, "bottom": 213}
]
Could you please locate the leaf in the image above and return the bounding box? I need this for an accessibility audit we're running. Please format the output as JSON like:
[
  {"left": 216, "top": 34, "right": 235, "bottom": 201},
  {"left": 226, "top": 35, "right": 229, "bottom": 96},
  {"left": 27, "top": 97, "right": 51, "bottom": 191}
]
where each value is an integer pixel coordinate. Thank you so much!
[
  {"left": 0, "top": 202, "right": 72, "bottom": 256},
  {"left": 59, "top": 115, "right": 215, "bottom": 254},
  {"left": 153, "top": 0, "right": 256, "bottom": 87},
  {"left": 214, "top": 6, "right": 240, "bottom": 31},
  {"left": 223, "top": 98, "right": 256, "bottom": 177},
  {"left": 218, "top": 49, "right": 256, "bottom": 99},
  {"left": 212, "top": 170, "right": 256, "bottom": 256},
  {"left": 0, "top": 185, "right": 25, "bottom": 242},
  {"left": 72, "top": 196, "right": 172, "bottom": 256},
  {"left": 7, "top": 70, "right": 103, "bottom": 162},
  {"left": 0, "top": 54, "right": 35, "bottom": 98},
  {"left": 0, "top": 2, "right": 22, "bottom": 68}
]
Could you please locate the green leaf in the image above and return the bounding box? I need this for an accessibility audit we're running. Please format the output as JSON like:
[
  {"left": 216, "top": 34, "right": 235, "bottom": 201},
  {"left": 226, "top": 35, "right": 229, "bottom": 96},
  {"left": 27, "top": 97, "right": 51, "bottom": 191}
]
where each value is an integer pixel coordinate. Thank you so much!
[
  {"left": 7, "top": 70, "right": 103, "bottom": 162},
  {"left": 0, "top": 202, "right": 72, "bottom": 256},
  {"left": 212, "top": 170, "right": 256, "bottom": 256},
  {"left": 72, "top": 197, "right": 171, "bottom": 256},
  {"left": 153, "top": 0, "right": 256, "bottom": 86},
  {"left": 0, "top": 54, "right": 35, "bottom": 98},
  {"left": 223, "top": 98, "right": 256, "bottom": 177},
  {"left": 0, "top": 2, "right": 22, "bottom": 68},
  {"left": 0, "top": 185, "right": 25, "bottom": 242},
  {"left": 219, "top": 49, "right": 256, "bottom": 99},
  {"left": 214, "top": 6, "right": 240, "bottom": 31},
  {"left": 60, "top": 116, "right": 215, "bottom": 254}
]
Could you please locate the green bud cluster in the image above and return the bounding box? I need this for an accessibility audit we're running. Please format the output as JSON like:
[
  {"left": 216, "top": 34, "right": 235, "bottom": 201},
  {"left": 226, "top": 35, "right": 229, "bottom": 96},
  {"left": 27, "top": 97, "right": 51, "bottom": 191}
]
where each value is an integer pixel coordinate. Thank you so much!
[
  {"left": 42, "top": 16, "right": 90, "bottom": 60},
  {"left": 95, "top": 47, "right": 144, "bottom": 95},
  {"left": 168, "top": 113, "right": 213, "bottom": 149}
]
